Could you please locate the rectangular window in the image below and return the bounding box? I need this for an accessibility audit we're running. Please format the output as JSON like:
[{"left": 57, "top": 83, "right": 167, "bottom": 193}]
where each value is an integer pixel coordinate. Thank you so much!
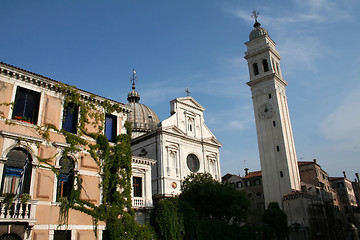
[
  {"left": 62, "top": 103, "right": 78, "bottom": 134},
  {"left": 3, "top": 167, "right": 22, "bottom": 194},
  {"left": 236, "top": 181, "right": 243, "bottom": 188},
  {"left": 12, "top": 86, "right": 40, "bottom": 124},
  {"left": 133, "top": 177, "right": 142, "bottom": 197},
  {"left": 105, "top": 114, "right": 117, "bottom": 142},
  {"left": 54, "top": 230, "right": 71, "bottom": 240},
  {"left": 245, "top": 181, "right": 251, "bottom": 187}
]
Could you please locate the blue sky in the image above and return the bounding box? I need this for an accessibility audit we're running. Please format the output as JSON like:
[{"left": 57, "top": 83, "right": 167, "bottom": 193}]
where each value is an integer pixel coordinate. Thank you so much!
[{"left": 1, "top": 0, "right": 359, "bottom": 180}]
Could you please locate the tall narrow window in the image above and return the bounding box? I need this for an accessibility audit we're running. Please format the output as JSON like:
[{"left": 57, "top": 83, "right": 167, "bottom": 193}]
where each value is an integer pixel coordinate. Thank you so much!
[
  {"left": 253, "top": 63, "right": 259, "bottom": 76},
  {"left": 105, "top": 114, "right": 117, "bottom": 142},
  {"left": 273, "top": 121, "right": 276, "bottom": 127},
  {"left": 12, "top": 87, "right": 40, "bottom": 124},
  {"left": 280, "top": 171, "right": 284, "bottom": 178},
  {"left": 276, "top": 146, "right": 280, "bottom": 152},
  {"left": 57, "top": 157, "right": 75, "bottom": 200},
  {"left": 62, "top": 103, "right": 78, "bottom": 134},
  {"left": 272, "top": 58, "right": 276, "bottom": 72},
  {"left": 133, "top": 177, "right": 142, "bottom": 197},
  {"left": 2, "top": 148, "right": 32, "bottom": 195},
  {"left": 262, "top": 59, "right": 269, "bottom": 72}
]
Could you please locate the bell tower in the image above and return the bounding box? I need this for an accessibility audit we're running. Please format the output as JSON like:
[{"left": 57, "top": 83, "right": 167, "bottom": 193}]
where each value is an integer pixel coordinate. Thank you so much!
[{"left": 244, "top": 11, "right": 301, "bottom": 207}]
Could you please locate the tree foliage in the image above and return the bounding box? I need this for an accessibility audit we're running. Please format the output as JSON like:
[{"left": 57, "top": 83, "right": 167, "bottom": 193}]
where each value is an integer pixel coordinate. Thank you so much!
[
  {"left": 180, "top": 172, "right": 249, "bottom": 225},
  {"left": 263, "top": 202, "right": 289, "bottom": 239},
  {"left": 150, "top": 198, "right": 185, "bottom": 240}
]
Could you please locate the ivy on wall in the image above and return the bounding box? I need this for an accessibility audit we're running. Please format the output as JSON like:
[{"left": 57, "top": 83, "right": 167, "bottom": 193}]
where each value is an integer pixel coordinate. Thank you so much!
[{"left": 1, "top": 83, "right": 153, "bottom": 239}]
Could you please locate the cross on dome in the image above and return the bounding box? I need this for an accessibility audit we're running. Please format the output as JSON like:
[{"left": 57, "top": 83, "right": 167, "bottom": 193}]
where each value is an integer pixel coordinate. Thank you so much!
[
  {"left": 185, "top": 88, "right": 191, "bottom": 96},
  {"left": 251, "top": 9, "right": 259, "bottom": 22},
  {"left": 251, "top": 9, "right": 261, "bottom": 28},
  {"left": 130, "top": 69, "right": 137, "bottom": 90}
]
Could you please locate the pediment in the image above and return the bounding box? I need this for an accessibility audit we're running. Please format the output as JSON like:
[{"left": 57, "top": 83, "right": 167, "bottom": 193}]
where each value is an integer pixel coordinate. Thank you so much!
[
  {"left": 175, "top": 96, "right": 205, "bottom": 111},
  {"left": 162, "top": 125, "right": 186, "bottom": 136},
  {"left": 204, "top": 136, "right": 222, "bottom": 147}
]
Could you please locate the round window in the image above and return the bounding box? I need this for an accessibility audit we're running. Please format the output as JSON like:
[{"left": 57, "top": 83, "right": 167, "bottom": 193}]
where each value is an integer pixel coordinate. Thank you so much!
[{"left": 186, "top": 154, "right": 200, "bottom": 172}]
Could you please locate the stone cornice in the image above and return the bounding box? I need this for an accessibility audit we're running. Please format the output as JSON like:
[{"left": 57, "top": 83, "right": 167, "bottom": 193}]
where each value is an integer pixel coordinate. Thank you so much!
[
  {"left": 246, "top": 73, "right": 287, "bottom": 88},
  {"left": 0, "top": 130, "right": 44, "bottom": 143},
  {"left": 130, "top": 127, "right": 221, "bottom": 148},
  {"left": 132, "top": 156, "right": 156, "bottom": 166},
  {"left": 0, "top": 62, "right": 131, "bottom": 113}
]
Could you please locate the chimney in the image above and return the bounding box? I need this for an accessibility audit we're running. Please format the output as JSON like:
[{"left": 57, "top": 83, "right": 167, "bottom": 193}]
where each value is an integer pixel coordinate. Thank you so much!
[
  {"left": 313, "top": 158, "right": 317, "bottom": 164},
  {"left": 356, "top": 173, "right": 359, "bottom": 182},
  {"left": 245, "top": 168, "right": 249, "bottom": 176},
  {"left": 343, "top": 171, "right": 347, "bottom": 179}
]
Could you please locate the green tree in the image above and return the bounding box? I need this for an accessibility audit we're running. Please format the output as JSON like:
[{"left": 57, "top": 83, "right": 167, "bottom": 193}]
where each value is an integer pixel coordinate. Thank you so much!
[
  {"left": 150, "top": 198, "right": 185, "bottom": 240},
  {"left": 180, "top": 173, "right": 249, "bottom": 225},
  {"left": 263, "top": 202, "right": 288, "bottom": 240}
]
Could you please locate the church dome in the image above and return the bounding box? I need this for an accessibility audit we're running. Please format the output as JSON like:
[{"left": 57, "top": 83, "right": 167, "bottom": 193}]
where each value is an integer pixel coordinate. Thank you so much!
[
  {"left": 126, "top": 72, "right": 160, "bottom": 137},
  {"left": 249, "top": 21, "right": 269, "bottom": 41}
]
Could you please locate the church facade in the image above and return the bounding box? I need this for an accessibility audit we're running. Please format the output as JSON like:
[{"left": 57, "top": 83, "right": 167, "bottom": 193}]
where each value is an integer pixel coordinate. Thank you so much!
[{"left": 126, "top": 78, "right": 222, "bottom": 198}]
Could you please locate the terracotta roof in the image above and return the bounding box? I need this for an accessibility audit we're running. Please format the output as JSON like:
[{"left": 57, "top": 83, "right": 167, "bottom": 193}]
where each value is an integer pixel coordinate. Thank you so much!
[
  {"left": 298, "top": 161, "right": 314, "bottom": 166},
  {"left": 222, "top": 173, "right": 236, "bottom": 182},
  {"left": 283, "top": 190, "right": 303, "bottom": 198},
  {"left": 329, "top": 177, "right": 344, "bottom": 181},
  {"left": 244, "top": 170, "right": 262, "bottom": 178}
]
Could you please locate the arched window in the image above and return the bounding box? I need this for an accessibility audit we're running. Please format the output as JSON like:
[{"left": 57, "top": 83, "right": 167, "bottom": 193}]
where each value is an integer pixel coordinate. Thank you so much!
[
  {"left": 262, "top": 59, "right": 269, "bottom": 72},
  {"left": 2, "top": 148, "right": 32, "bottom": 195},
  {"left": 57, "top": 157, "right": 75, "bottom": 200},
  {"left": 253, "top": 63, "right": 259, "bottom": 76}
]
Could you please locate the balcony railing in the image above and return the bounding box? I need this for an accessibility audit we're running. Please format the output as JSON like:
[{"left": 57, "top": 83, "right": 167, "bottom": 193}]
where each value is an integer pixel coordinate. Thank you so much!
[
  {"left": 0, "top": 198, "right": 38, "bottom": 226},
  {"left": 132, "top": 197, "right": 152, "bottom": 209}
]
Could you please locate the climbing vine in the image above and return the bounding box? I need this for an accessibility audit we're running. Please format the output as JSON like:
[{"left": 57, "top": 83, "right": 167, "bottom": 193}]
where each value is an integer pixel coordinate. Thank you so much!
[{"left": 1, "top": 83, "right": 153, "bottom": 239}]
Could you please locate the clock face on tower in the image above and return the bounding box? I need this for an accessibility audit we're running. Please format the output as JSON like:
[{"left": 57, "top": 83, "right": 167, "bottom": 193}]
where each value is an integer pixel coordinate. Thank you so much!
[{"left": 258, "top": 102, "right": 275, "bottom": 119}]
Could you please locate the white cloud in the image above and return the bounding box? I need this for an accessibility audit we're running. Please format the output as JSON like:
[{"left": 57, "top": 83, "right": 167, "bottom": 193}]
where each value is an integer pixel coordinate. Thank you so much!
[
  {"left": 228, "top": 0, "right": 353, "bottom": 26},
  {"left": 320, "top": 86, "right": 360, "bottom": 142}
]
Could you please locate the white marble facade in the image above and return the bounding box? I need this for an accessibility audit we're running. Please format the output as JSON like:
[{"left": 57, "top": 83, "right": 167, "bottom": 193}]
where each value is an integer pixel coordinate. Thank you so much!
[{"left": 131, "top": 96, "right": 222, "bottom": 198}]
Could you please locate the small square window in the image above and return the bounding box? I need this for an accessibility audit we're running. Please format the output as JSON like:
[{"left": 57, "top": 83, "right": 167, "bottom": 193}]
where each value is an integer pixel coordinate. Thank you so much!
[{"left": 12, "top": 87, "right": 40, "bottom": 124}]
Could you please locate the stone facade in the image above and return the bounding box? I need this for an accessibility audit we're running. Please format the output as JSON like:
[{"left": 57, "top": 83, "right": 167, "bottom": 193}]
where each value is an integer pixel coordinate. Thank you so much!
[{"left": 0, "top": 62, "right": 155, "bottom": 239}]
